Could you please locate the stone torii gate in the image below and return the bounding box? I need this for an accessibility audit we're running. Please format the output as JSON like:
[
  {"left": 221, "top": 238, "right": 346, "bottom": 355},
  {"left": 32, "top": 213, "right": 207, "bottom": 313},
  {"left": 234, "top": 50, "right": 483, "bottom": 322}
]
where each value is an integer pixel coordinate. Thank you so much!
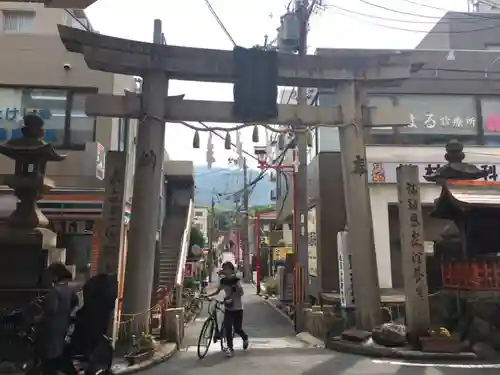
[{"left": 58, "top": 21, "right": 420, "bottom": 334}]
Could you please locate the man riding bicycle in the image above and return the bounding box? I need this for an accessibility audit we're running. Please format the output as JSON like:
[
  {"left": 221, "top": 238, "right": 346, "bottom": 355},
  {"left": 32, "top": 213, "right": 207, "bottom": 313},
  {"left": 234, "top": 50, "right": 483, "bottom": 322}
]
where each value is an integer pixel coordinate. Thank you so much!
[{"left": 206, "top": 261, "right": 248, "bottom": 356}]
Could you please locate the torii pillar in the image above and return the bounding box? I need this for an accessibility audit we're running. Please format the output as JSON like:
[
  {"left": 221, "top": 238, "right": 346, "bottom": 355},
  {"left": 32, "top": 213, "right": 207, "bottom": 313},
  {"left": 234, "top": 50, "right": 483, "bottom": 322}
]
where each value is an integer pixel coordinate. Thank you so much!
[{"left": 121, "top": 20, "right": 168, "bottom": 334}]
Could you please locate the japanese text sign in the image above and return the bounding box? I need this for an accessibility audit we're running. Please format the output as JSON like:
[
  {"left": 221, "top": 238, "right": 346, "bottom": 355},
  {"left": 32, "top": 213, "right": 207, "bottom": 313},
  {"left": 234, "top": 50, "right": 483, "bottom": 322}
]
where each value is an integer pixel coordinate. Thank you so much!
[{"left": 396, "top": 165, "right": 430, "bottom": 333}]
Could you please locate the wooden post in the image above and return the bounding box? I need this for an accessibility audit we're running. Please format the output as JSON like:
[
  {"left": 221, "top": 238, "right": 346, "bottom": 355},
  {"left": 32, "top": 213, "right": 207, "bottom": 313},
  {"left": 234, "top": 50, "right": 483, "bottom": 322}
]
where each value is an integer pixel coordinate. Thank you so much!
[{"left": 396, "top": 165, "right": 430, "bottom": 335}]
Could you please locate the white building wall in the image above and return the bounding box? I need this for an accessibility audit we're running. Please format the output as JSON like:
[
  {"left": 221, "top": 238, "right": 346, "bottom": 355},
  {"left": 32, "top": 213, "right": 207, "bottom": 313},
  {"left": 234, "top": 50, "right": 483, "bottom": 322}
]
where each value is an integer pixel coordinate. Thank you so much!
[
  {"left": 193, "top": 207, "right": 209, "bottom": 243},
  {"left": 367, "top": 145, "right": 500, "bottom": 288}
]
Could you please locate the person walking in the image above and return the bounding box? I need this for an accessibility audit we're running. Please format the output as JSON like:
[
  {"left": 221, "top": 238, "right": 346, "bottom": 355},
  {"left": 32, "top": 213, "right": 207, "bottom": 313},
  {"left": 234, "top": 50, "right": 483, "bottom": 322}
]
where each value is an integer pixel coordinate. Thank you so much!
[
  {"left": 206, "top": 261, "right": 248, "bottom": 356},
  {"left": 36, "top": 263, "right": 79, "bottom": 375}
]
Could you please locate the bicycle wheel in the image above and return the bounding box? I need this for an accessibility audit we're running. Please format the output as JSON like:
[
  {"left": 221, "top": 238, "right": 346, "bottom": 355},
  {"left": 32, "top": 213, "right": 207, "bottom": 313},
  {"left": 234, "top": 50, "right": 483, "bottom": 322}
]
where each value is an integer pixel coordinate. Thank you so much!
[
  {"left": 190, "top": 298, "right": 203, "bottom": 317},
  {"left": 197, "top": 318, "right": 215, "bottom": 359}
]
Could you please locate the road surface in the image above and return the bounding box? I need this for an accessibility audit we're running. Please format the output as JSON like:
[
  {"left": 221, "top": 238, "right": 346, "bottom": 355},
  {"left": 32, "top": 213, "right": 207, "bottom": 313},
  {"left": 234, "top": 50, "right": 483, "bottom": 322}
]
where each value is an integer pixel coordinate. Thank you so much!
[{"left": 142, "top": 284, "right": 499, "bottom": 375}]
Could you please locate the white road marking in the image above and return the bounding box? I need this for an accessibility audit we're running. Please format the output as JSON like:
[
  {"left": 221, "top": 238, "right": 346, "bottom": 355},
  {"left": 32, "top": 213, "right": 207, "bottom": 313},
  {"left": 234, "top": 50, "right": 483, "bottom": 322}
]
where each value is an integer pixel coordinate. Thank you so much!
[
  {"left": 372, "top": 359, "right": 500, "bottom": 368},
  {"left": 186, "top": 337, "right": 306, "bottom": 353}
]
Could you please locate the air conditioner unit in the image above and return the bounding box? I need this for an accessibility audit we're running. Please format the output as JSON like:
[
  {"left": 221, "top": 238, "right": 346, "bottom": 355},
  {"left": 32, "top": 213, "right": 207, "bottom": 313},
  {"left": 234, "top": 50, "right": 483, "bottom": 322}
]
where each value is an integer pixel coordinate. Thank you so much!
[{"left": 270, "top": 189, "right": 277, "bottom": 201}]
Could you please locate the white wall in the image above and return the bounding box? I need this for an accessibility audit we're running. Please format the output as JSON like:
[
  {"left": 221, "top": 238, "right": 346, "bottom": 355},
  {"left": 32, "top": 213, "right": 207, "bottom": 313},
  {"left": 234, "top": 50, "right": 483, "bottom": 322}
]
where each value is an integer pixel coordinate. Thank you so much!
[
  {"left": 367, "top": 144, "right": 500, "bottom": 288},
  {"left": 370, "top": 183, "right": 442, "bottom": 288}
]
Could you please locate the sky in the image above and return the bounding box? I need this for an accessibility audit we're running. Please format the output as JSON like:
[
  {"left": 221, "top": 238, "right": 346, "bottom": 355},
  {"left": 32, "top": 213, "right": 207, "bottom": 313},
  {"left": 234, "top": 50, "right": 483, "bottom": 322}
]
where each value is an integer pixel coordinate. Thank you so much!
[{"left": 85, "top": 0, "right": 471, "bottom": 169}]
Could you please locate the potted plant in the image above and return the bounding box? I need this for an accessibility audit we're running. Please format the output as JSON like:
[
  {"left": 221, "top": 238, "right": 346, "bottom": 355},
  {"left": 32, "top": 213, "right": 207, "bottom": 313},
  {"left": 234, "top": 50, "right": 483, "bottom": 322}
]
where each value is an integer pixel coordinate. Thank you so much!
[
  {"left": 124, "top": 332, "right": 157, "bottom": 365},
  {"left": 420, "top": 327, "right": 462, "bottom": 353}
]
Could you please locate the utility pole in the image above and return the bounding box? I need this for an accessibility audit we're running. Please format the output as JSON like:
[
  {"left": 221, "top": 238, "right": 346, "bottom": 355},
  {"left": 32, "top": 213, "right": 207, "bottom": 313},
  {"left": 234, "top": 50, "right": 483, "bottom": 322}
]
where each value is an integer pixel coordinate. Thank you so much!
[
  {"left": 242, "top": 158, "right": 251, "bottom": 282},
  {"left": 293, "top": 0, "right": 314, "bottom": 332},
  {"left": 121, "top": 19, "right": 167, "bottom": 335}
]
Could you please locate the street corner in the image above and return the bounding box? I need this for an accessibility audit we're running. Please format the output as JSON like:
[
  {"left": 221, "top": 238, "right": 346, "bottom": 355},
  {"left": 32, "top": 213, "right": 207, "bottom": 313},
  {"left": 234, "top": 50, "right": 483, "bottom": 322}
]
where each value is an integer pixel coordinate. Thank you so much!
[
  {"left": 296, "top": 331, "right": 326, "bottom": 348},
  {"left": 113, "top": 342, "right": 177, "bottom": 375},
  {"left": 326, "top": 337, "right": 479, "bottom": 362}
]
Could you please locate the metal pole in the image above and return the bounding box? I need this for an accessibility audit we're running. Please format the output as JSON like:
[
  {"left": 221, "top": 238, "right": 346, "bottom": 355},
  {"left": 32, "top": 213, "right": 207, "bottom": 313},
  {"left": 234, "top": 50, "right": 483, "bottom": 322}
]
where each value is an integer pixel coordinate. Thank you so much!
[
  {"left": 242, "top": 158, "right": 251, "bottom": 282},
  {"left": 256, "top": 213, "right": 261, "bottom": 294},
  {"left": 337, "top": 81, "right": 381, "bottom": 330},
  {"left": 208, "top": 196, "right": 215, "bottom": 282},
  {"left": 121, "top": 19, "right": 167, "bottom": 335},
  {"left": 293, "top": 0, "right": 311, "bottom": 333}
]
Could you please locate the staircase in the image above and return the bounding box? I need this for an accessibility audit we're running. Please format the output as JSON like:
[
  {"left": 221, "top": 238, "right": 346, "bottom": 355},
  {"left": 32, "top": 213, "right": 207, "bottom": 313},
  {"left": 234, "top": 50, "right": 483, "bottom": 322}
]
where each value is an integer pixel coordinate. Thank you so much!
[{"left": 157, "top": 210, "right": 188, "bottom": 291}]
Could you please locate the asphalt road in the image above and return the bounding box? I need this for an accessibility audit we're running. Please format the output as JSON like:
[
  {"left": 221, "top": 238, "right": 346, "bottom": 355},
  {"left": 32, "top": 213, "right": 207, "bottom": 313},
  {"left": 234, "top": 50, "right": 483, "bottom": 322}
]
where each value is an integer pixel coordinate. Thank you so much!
[{"left": 141, "top": 284, "right": 500, "bottom": 375}]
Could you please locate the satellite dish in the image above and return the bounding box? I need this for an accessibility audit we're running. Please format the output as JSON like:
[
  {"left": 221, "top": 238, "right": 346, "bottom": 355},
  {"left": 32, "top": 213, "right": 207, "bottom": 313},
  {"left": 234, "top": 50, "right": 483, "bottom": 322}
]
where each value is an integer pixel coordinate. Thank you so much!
[{"left": 191, "top": 244, "right": 202, "bottom": 256}]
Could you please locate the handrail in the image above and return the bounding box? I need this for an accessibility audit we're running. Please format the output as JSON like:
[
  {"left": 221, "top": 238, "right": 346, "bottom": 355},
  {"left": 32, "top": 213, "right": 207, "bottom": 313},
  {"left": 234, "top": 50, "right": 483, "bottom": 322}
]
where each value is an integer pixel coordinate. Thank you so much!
[{"left": 175, "top": 198, "right": 194, "bottom": 287}]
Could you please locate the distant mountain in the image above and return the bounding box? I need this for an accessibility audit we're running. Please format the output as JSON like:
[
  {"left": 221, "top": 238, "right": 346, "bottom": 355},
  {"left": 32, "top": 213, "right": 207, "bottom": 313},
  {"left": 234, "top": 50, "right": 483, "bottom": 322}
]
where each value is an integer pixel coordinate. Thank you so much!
[{"left": 194, "top": 166, "right": 274, "bottom": 209}]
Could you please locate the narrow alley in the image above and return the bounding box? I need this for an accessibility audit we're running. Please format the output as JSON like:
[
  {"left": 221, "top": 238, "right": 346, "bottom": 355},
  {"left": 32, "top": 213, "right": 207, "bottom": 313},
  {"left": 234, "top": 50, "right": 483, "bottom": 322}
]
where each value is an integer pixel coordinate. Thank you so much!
[{"left": 142, "top": 284, "right": 500, "bottom": 375}]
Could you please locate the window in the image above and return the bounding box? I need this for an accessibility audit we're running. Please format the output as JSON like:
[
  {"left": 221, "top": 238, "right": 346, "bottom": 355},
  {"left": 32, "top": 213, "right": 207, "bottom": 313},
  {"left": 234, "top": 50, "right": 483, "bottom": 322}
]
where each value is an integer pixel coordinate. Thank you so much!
[
  {"left": 21, "top": 89, "right": 66, "bottom": 146},
  {"left": 68, "top": 92, "right": 96, "bottom": 147},
  {"left": 118, "top": 118, "right": 129, "bottom": 152},
  {"left": 194, "top": 211, "right": 204, "bottom": 217},
  {"left": 3, "top": 11, "right": 34, "bottom": 33},
  {"left": 0, "top": 87, "right": 96, "bottom": 148}
]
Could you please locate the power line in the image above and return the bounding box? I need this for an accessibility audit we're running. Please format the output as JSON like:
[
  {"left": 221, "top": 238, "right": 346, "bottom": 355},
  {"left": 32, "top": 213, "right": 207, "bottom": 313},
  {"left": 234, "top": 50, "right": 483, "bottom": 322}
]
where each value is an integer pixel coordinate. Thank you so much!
[
  {"left": 64, "top": 9, "right": 92, "bottom": 32},
  {"left": 332, "top": 6, "right": 500, "bottom": 33},
  {"left": 324, "top": 3, "right": 478, "bottom": 24},
  {"left": 203, "top": 0, "right": 237, "bottom": 46},
  {"left": 359, "top": 0, "right": 499, "bottom": 20}
]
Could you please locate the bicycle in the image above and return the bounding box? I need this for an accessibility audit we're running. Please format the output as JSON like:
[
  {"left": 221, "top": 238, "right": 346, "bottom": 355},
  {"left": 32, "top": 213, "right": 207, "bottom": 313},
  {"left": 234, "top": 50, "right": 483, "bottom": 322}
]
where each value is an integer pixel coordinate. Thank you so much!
[
  {"left": 182, "top": 290, "right": 203, "bottom": 322},
  {"left": 196, "top": 298, "right": 231, "bottom": 359}
]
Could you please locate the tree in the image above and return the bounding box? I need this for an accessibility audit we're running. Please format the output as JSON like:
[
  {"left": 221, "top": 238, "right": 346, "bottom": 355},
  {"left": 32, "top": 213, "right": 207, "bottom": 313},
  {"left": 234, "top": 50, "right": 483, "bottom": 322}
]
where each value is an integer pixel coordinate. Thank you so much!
[{"left": 190, "top": 225, "right": 206, "bottom": 249}]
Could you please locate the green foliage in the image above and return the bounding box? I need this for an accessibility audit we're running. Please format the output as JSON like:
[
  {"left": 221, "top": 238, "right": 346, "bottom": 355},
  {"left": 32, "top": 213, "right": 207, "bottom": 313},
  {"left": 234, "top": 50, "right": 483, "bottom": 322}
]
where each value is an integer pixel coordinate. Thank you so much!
[
  {"left": 190, "top": 225, "right": 206, "bottom": 249},
  {"left": 250, "top": 205, "right": 275, "bottom": 215}
]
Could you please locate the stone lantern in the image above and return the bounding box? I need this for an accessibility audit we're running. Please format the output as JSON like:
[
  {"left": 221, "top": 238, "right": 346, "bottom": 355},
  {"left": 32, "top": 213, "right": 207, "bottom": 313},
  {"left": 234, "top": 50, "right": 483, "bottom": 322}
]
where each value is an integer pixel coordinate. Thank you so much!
[
  {"left": 0, "top": 113, "right": 65, "bottom": 292},
  {"left": 424, "top": 139, "right": 487, "bottom": 183}
]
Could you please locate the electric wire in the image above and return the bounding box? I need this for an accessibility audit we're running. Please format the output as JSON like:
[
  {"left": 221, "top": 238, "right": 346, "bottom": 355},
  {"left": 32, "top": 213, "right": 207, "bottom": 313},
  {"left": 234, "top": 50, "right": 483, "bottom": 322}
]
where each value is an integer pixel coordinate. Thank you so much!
[
  {"left": 203, "top": 0, "right": 237, "bottom": 46},
  {"left": 324, "top": 3, "right": 475, "bottom": 24},
  {"left": 399, "top": 0, "right": 500, "bottom": 17},
  {"left": 64, "top": 9, "right": 92, "bottom": 32},
  {"left": 359, "top": 0, "right": 496, "bottom": 20},
  {"left": 330, "top": 6, "right": 500, "bottom": 33}
]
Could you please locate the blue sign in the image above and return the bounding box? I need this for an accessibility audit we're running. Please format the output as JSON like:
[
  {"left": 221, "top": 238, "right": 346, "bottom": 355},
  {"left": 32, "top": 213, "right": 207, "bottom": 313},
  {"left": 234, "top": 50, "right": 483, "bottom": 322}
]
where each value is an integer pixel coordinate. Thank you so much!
[{"left": 0, "top": 108, "right": 52, "bottom": 121}]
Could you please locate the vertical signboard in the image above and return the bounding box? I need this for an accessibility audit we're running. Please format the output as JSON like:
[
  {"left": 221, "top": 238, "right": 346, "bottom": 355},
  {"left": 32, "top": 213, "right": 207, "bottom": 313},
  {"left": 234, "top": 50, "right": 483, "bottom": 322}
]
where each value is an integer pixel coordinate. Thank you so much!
[
  {"left": 99, "top": 151, "right": 127, "bottom": 343},
  {"left": 307, "top": 207, "right": 318, "bottom": 277},
  {"left": 99, "top": 151, "right": 127, "bottom": 274},
  {"left": 396, "top": 165, "right": 430, "bottom": 334},
  {"left": 337, "top": 230, "right": 355, "bottom": 308}
]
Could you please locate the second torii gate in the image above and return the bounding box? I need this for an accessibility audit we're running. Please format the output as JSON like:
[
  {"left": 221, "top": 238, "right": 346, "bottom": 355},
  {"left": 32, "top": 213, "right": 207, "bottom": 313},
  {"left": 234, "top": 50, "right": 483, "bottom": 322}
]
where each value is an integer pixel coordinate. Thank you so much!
[{"left": 58, "top": 21, "right": 419, "bottom": 334}]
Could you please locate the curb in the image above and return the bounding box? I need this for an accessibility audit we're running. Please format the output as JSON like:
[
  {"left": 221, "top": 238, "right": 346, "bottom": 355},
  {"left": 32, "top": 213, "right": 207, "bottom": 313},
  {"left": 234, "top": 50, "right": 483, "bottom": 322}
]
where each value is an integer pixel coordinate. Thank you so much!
[
  {"left": 296, "top": 331, "right": 325, "bottom": 348},
  {"left": 327, "top": 339, "right": 478, "bottom": 361},
  {"left": 115, "top": 345, "right": 177, "bottom": 375}
]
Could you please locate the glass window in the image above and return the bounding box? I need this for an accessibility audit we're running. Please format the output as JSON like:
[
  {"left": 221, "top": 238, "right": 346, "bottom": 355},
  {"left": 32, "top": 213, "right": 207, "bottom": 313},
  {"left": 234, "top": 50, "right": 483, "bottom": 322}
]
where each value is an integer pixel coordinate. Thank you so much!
[
  {"left": 0, "top": 88, "right": 95, "bottom": 148},
  {"left": 20, "top": 88, "right": 66, "bottom": 146},
  {"left": 3, "top": 11, "right": 34, "bottom": 33},
  {"left": 69, "top": 92, "right": 95, "bottom": 147}
]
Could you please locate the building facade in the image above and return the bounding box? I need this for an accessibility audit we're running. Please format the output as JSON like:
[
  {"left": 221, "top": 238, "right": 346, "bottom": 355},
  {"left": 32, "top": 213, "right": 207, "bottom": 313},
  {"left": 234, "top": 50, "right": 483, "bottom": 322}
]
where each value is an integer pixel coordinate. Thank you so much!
[
  {"left": 273, "top": 10, "right": 500, "bottom": 293},
  {"left": 192, "top": 206, "right": 209, "bottom": 244},
  {"left": 0, "top": 2, "right": 139, "bottom": 280},
  {"left": 313, "top": 11, "right": 500, "bottom": 290}
]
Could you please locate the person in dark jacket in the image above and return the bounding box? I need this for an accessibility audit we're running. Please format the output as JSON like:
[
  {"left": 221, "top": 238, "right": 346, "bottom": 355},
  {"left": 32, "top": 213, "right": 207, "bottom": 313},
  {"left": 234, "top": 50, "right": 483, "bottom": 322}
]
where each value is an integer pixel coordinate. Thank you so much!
[{"left": 36, "top": 263, "right": 78, "bottom": 375}]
